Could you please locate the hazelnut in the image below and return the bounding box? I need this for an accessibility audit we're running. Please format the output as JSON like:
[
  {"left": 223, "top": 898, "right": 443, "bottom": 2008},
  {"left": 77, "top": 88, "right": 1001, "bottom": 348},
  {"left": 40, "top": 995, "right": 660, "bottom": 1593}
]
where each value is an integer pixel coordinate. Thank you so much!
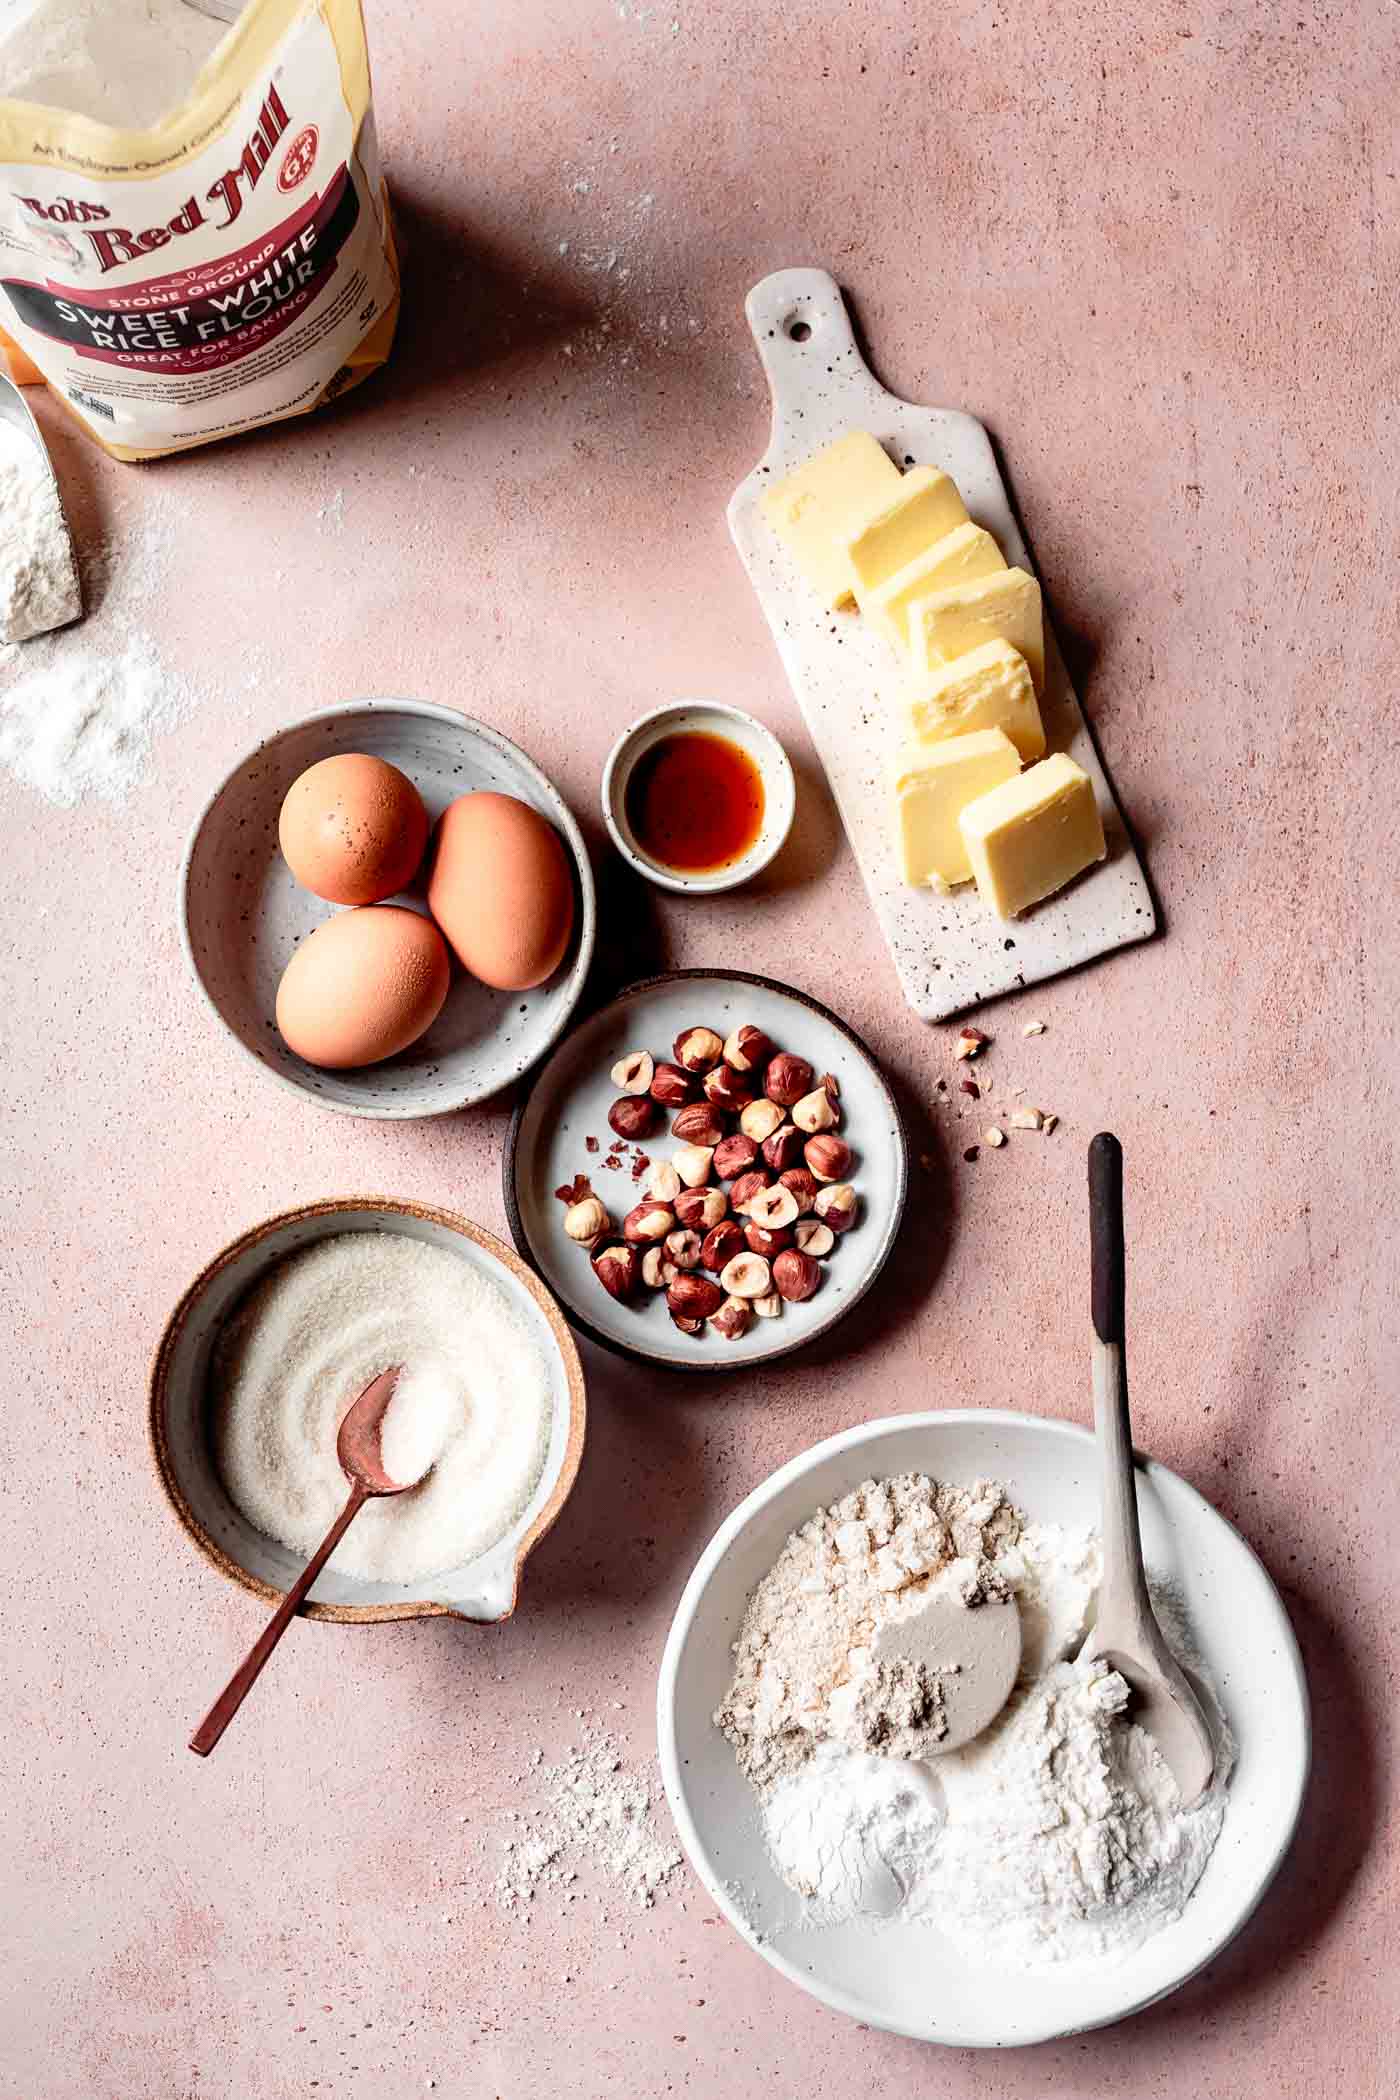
[
  {"left": 643, "top": 1158, "right": 682, "bottom": 1203},
  {"left": 667, "top": 1273, "right": 723, "bottom": 1320},
  {"left": 704, "top": 1062, "right": 754, "bottom": 1112},
  {"left": 779, "top": 1167, "right": 819, "bottom": 1215},
  {"left": 672, "top": 1103, "right": 725, "bottom": 1147},
  {"left": 673, "top": 1025, "right": 723, "bottom": 1073},
  {"left": 675, "top": 1186, "right": 728, "bottom": 1232},
  {"left": 761, "top": 1123, "right": 804, "bottom": 1173},
  {"left": 728, "top": 1169, "right": 771, "bottom": 1216},
  {"left": 622, "top": 1200, "right": 675, "bottom": 1244},
  {"left": 793, "top": 1217, "right": 835, "bottom": 1258},
  {"left": 747, "top": 1182, "right": 799, "bottom": 1231},
  {"left": 700, "top": 1219, "right": 745, "bottom": 1271},
  {"left": 710, "top": 1295, "right": 753, "bottom": 1341},
  {"left": 563, "top": 1195, "right": 610, "bottom": 1243},
  {"left": 719, "top": 1251, "right": 772, "bottom": 1299},
  {"left": 610, "top": 1049, "right": 654, "bottom": 1095},
  {"left": 814, "top": 1182, "right": 858, "bottom": 1233},
  {"left": 751, "top": 1292, "right": 783, "bottom": 1319},
  {"left": 713, "top": 1132, "right": 759, "bottom": 1181},
  {"left": 649, "top": 1060, "right": 699, "bottom": 1108},
  {"left": 804, "top": 1134, "right": 853, "bottom": 1183},
  {"left": 744, "top": 1221, "right": 792, "bottom": 1258},
  {"left": 672, "top": 1143, "right": 714, "bottom": 1188},
  {"left": 664, "top": 1228, "right": 703, "bottom": 1271},
  {"left": 772, "top": 1248, "right": 821, "bottom": 1302},
  {"left": 641, "top": 1245, "right": 676, "bottom": 1289},
  {"left": 723, "top": 1023, "right": 774, "bottom": 1074},
  {"left": 609, "top": 1094, "right": 659, "bottom": 1141},
  {"left": 592, "top": 1242, "right": 640, "bottom": 1301},
  {"left": 954, "top": 1028, "right": 989, "bottom": 1061},
  {"left": 792, "top": 1086, "right": 839, "bottom": 1134},
  {"left": 764, "top": 1052, "right": 814, "bottom": 1107},
  {"left": 670, "top": 1310, "right": 705, "bottom": 1336},
  {"left": 739, "top": 1097, "right": 786, "bottom": 1144}
]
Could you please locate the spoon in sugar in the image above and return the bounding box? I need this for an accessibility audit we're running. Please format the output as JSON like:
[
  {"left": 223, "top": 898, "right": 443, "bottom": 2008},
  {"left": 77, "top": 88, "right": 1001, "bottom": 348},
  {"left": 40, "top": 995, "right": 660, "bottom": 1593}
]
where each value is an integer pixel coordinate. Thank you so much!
[{"left": 190, "top": 1366, "right": 409, "bottom": 1758}]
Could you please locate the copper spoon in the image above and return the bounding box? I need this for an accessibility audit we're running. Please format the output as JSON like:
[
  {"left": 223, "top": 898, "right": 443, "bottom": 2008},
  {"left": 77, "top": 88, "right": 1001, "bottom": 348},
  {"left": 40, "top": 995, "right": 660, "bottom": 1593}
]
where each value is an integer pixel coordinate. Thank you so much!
[
  {"left": 189, "top": 1366, "right": 407, "bottom": 1757},
  {"left": 1077, "top": 1136, "right": 1215, "bottom": 1806}
]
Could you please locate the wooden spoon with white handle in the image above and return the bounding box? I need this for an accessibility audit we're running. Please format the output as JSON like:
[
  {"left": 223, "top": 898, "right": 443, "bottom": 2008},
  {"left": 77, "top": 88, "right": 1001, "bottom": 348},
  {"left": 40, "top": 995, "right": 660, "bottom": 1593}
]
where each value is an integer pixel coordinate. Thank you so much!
[{"left": 1076, "top": 1134, "right": 1215, "bottom": 1807}]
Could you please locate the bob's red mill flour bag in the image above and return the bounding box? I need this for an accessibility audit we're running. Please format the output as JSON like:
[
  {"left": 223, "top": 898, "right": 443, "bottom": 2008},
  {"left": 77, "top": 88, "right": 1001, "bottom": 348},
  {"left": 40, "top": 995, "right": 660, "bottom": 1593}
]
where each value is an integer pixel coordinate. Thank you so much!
[{"left": 0, "top": 0, "right": 399, "bottom": 458}]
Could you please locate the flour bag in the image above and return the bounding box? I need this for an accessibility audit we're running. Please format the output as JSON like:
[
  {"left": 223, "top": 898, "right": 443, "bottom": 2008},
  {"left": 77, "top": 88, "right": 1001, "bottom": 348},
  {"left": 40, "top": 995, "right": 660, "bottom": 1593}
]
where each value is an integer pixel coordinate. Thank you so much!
[{"left": 0, "top": 0, "right": 399, "bottom": 458}]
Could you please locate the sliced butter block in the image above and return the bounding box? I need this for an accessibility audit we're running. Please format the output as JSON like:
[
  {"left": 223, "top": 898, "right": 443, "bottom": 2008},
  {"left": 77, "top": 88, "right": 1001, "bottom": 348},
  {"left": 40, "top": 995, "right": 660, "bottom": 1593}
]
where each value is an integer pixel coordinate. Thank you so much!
[
  {"left": 959, "top": 753, "right": 1107, "bottom": 918},
  {"left": 907, "top": 639, "right": 1046, "bottom": 763},
  {"left": 843, "top": 465, "right": 970, "bottom": 597},
  {"left": 893, "top": 728, "right": 1021, "bottom": 890},
  {"left": 910, "top": 566, "right": 1045, "bottom": 692},
  {"left": 761, "top": 431, "right": 901, "bottom": 610},
  {"left": 858, "top": 523, "right": 1006, "bottom": 650}
]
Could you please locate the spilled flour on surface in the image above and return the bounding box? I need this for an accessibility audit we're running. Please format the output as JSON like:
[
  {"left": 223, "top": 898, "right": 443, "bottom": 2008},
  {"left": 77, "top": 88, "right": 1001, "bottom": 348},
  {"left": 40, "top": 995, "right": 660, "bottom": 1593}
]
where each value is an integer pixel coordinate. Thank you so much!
[{"left": 495, "top": 1723, "right": 682, "bottom": 1913}]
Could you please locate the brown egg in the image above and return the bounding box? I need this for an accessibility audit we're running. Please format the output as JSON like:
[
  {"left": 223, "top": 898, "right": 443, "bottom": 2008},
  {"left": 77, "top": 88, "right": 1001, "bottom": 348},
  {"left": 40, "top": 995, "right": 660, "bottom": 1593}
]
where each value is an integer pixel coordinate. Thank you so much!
[
  {"left": 275, "top": 906, "right": 451, "bottom": 1068},
  {"left": 278, "top": 753, "right": 428, "bottom": 905},
  {"left": 426, "top": 792, "right": 574, "bottom": 990}
]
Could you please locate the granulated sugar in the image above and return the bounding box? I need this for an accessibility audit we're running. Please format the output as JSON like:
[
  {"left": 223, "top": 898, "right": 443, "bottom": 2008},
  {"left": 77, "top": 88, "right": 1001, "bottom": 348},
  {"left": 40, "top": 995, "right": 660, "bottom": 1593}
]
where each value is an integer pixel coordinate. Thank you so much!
[{"left": 496, "top": 1723, "right": 682, "bottom": 1913}]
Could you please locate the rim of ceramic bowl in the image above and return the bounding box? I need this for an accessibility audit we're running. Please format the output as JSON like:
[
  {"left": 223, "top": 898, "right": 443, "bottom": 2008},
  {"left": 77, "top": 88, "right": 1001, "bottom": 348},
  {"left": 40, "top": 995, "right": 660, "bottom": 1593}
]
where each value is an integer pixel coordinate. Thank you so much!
[
  {"left": 501, "top": 967, "right": 909, "bottom": 1372},
  {"left": 177, "top": 699, "right": 599, "bottom": 1119},
  {"left": 600, "top": 700, "right": 796, "bottom": 894},
  {"left": 656, "top": 1407, "right": 1313, "bottom": 2046},
  {"left": 148, "top": 1196, "right": 587, "bottom": 1623}
]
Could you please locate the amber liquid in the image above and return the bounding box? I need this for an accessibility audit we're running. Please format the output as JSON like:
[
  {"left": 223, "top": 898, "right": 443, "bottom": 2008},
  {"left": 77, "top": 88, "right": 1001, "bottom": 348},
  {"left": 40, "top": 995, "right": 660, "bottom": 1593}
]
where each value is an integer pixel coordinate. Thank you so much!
[{"left": 625, "top": 731, "right": 766, "bottom": 873}]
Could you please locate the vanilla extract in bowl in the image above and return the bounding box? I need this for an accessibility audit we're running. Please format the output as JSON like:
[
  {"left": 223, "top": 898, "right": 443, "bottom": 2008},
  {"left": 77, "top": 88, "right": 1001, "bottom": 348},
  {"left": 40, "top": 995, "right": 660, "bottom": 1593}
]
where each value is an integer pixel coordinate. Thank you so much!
[{"left": 624, "top": 729, "right": 766, "bottom": 874}]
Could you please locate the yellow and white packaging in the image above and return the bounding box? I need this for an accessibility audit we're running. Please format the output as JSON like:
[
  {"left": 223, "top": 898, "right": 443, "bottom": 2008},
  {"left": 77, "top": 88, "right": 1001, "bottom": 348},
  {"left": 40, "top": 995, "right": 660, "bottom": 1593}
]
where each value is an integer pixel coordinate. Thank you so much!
[{"left": 0, "top": 0, "right": 398, "bottom": 458}]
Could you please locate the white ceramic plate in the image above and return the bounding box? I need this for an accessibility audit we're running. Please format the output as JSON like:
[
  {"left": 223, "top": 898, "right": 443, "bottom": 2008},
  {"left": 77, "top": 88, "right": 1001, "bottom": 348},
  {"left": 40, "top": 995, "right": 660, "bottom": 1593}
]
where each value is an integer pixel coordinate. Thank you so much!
[
  {"left": 181, "top": 701, "right": 597, "bottom": 1118},
  {"left": 657, "top": 1410, "right": 1309, "bottom": 2046},
  {"left": 505, "top": 971, "right": 908, "bottom": 1370}
]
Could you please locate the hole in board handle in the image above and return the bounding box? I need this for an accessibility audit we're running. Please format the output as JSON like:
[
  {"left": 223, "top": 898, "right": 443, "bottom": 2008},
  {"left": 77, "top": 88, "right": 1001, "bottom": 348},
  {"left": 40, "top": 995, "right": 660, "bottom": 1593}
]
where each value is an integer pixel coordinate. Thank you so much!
[{"left": 784, "top": 316, "right": 812, "bottom": 343}]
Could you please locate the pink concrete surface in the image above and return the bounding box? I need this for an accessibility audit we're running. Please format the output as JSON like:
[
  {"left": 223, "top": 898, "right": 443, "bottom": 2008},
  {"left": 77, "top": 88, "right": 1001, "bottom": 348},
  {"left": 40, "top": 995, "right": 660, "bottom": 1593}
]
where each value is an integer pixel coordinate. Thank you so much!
[{"left": 2, "top": 0, "right": 1397, "bottom": 2091}]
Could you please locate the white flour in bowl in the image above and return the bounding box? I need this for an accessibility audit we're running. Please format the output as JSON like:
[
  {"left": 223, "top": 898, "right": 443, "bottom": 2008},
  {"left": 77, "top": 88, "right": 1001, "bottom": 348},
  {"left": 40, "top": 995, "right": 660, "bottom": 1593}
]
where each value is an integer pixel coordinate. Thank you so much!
[{"left": 211, "top": 1233, "right": 554, "bottom": 1585}]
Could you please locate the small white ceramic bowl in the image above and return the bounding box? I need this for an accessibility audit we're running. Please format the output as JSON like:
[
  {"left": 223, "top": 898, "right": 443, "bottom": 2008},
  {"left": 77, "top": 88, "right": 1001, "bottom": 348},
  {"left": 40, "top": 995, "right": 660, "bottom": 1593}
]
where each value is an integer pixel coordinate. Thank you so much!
[
  {"left": 657, "top": 1410, "right": 1310, "bottom": 2047},
  {"left": 601, "top": 700, "right": 796, "bottom": 893},
  {"left": 150, "top": 1198, "right": 586, "bottom": 1623},
  {"left": 181, "top": 700, "right": 597, "bottom": 1118}
]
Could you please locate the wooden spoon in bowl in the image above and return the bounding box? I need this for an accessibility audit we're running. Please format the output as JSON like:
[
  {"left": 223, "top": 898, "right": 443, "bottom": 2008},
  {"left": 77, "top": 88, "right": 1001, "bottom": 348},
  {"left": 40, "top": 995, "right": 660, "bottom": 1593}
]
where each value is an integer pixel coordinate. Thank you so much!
[{"left": 189, "top": 1367, "right": 408, "bottom": 1758}]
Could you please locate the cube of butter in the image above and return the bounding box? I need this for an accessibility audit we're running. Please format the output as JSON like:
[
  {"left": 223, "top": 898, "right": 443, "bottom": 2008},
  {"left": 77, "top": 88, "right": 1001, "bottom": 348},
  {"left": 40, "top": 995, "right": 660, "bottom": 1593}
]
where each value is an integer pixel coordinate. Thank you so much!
[
  {"left": 842, "top": 466, "right": 970, "bottom": 598},
  {"left": 858, "top": 523, "right": 1006, "bottom": 650},
  {"left": 893, "top": 728, "right": 1021, "bottom": 890},
  {"left": 958, "top": 753, "right": 1107, "bottom": 917},
  {"left": 907, "top": 639, "right": 1046, "bottom": 763},
  {"left": 761, "top": 432, "right": 901, "bottom": 610},
  {"left": 909, "top": 566, "right": 1045, "bottom": 692}
]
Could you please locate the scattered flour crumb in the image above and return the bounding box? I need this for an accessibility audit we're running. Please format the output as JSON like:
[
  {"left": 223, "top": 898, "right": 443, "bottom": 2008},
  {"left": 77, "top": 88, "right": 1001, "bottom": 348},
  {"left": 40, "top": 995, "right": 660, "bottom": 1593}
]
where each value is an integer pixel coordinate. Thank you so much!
[{"left": 495, "top": 1724, "right": 682, "bottom": 1914}]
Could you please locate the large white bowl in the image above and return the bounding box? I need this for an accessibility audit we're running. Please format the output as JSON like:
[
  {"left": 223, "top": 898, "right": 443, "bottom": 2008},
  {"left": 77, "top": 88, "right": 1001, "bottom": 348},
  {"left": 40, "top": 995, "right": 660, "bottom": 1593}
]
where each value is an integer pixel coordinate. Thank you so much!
[{"left": 657, "top": 1409, "right": 1309, "bottom": 2047}]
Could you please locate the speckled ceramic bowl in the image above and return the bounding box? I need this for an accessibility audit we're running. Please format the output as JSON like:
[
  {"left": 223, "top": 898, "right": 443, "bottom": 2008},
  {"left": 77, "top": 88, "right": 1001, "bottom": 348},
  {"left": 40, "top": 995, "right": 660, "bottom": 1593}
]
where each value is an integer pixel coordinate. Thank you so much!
[
  {"left": 181, "top": 701, "right": 597, "bottom": 1118},
  {"left": 149, "top": 1198, "right": 586, "bottom": 1622},
  {"left": 601, "top": 700, "right": 796, "bottom": 893}
]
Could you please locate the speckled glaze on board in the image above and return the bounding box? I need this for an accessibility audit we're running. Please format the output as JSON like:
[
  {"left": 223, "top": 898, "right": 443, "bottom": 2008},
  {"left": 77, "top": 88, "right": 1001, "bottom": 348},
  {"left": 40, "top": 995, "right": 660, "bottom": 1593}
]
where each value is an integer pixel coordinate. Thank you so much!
[
  {"left": 180, "top": 701, "right": 597, "bottom": 1117},
  {"left": 728, "top": 268, "right": 1157, "bottom": 1023}
]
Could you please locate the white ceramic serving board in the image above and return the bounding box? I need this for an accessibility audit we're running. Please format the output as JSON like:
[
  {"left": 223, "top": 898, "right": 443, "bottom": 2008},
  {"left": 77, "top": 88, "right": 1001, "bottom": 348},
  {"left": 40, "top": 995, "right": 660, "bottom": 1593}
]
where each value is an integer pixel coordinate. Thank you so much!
[{"left": 728, "top": 268, "right": 1157, "bottom": 1023}]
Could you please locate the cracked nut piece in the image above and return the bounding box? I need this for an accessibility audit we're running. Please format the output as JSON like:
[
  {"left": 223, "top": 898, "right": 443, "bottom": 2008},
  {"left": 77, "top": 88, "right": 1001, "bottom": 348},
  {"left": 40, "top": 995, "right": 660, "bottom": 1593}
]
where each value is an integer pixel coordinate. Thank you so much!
[
  {"left": 954, "top": 1028, "right": 989, "bottom": 1061},
  {"left": 610, "top": 1049, "right": 654, "bottom": 1094},
  {"left": 761, "top": 1123, "right": 803, "bottom": 1173},
  {"left": 671, "top": 1102, "right": 725, "bottom": 1148},
  {"left": 744, "top": 1221, "right": 792, "bottom": 1258},
  {"left": 793, "top": 1217, "right": 835, "bottom": 1258},
  {"left": 670, "top": 1310, "right": 705, "bottom": 1335},
  {"left": 779, "top": 1167, "right": 819, "bottom": 1215},
  {"left": 592, "top": 1242, "right": 640, "bottom": 1301},
  {"left": 710, "top": 1295, "right": 753, "bottom": 1341},
  {"left": 700, "top": 1219, "right": 745, "bottom": 1272},
  {"left": 772, "top": 1248, "right": 822, "bottom": 1302},
  {"left": 752, "top": 1292, "right": 783, "bottom": 1319},
  {"left": 719, "top": 1251, "right": 772, "bottom": 1299},
  {"left": 563, "top": 1195, "right": 610, "bottom": 1243},
  {"left": 739, "top": 1097, "right": 786, "bottom": 1144},
  {"left": 748, "top": 1181, "right": 799, "bottom": 1231},
  {"left": 814, "top": 1182, "right": 858, "bottom": 1233},
  {"left": 667, "top": 1272, "right": 723, "bottom": 1320},
  {"left": 723, "top": 1024, "right": 774, "bottom": 1074},
  {"left": 703, "top": 1062, "right": 754, "bottom": 1112},
  {"left": 672, "top": 1143, "right": 714, "bottom": 1188},
  {"left": 673, "top": 1025, "right": 723, "bottom": 1073},
  {"left": 804, "top": 1133, "right": 853, "bottom": 1183},
  {"left": 764, "top": 1052, "right": 814, "bottom": 1107},
  {"left": 792, "top": 1086, "right": 839, "bottom": 1134},
  {"left": 713, "top": 1132, "right": 759, "bottom": 1180},
  {"left": 608, "top": 1094, "right": 659, "bottom": 1141},
  {"left": 664, "top": 1228, "right": 703, "bottom": 1271},
  {"left": 728, "top": 1169, "right": 771, "bottom": 1216},
  {"left": 641, "top": 1245, "right": 677, "bottom": 1289},
  {"left": 649, "top": 1060, "right": 698, "bottom": 1108},
  {"left": 675, "top": 1186, "right": 728, "bottom": 1232},
  {"left": 643, "top": 1158, "right": 682, "bottom": 1203},
  {"left": 622, "top": 1200, "right": 675, "bottom": 1244}
]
